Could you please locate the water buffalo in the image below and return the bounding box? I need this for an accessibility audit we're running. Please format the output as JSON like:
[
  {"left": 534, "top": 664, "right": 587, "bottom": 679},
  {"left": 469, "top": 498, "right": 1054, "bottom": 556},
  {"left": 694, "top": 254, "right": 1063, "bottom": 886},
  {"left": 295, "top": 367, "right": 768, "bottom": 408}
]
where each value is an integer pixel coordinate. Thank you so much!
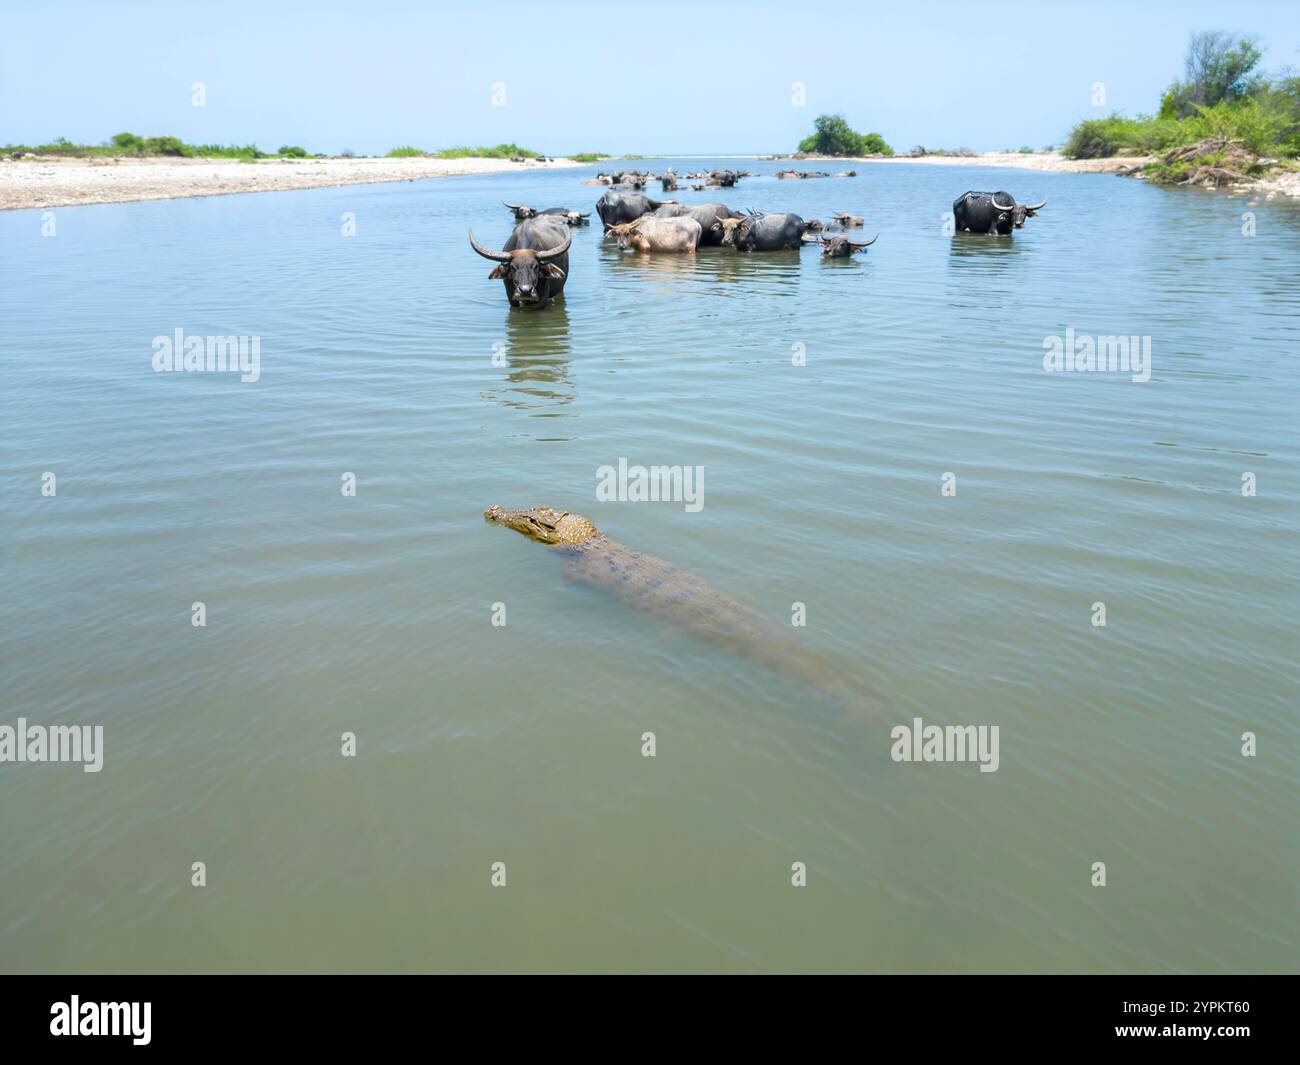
[
  {"left": 829, "top": 211, "right": 864, "bottom": 227},
  {"left": 661, "top": 172, "right": 678, "bottom": 192},
  {"left": 503, "top": 201, "right": 537, "bottom": 220},
  {"left": 537, "top": 207, "right": 591, "bottom": 226},
  {"left": 596, "top": 190, "right": 672, "bottom": 227},
  {"left": 653, "top": 202, "right": 742, "bottom": 246},
  {"left": 468, "top": 219, "right": 572, "bottom": 309},
  {"left": 606, "top": 216, "right": 703, "bottom": 253},
  {"left": 803, "top": 218, "right": 825, "bottom": 232},
  {"left": 718, "top": 211, "right": 807, "bottom": 251},
  {"left": 710, "top": 169, "right": 739, "bottom": 187},
  {"left": 952, "top": 191, "right": 1047, "bottom": 234},
  {"left": 819, "top": 234, "right": 878, "bottom": 257}
]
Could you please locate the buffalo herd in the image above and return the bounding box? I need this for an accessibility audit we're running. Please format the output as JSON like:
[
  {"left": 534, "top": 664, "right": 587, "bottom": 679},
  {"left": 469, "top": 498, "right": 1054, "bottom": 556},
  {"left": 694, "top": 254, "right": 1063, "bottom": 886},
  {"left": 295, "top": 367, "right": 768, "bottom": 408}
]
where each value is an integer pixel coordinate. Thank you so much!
[{"left": 470, "top": 171, "right": 1048, "bottom": 307}]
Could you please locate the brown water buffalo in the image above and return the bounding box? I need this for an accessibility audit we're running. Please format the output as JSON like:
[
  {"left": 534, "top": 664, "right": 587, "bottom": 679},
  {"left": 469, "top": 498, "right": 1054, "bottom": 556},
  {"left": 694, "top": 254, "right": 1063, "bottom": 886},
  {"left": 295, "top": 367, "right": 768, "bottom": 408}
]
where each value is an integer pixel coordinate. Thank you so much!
[
  {"left": 606, "top": 216, "right": 703, "bottom": 253},
  {"left": 828, "top": 211, "right": 864, "bottom": 227},
  {"left": 468, "top": 219, "right": 572, "bottom": 308},
  {"left": 653, "top": 202, "right": 742, "bottom": 245}
]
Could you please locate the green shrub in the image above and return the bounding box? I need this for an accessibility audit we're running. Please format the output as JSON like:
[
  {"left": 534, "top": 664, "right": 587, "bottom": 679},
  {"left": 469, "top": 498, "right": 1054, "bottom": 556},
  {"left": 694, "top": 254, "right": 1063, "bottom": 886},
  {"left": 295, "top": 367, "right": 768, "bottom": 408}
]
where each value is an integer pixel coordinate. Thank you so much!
[
  {"left": 142, "top": 135, "right": 192, "bottom": 156},
  {"left": 386, "top": 145, "right": 426, "bottom": 157},
  {"left": 797, "top": 114, "right": 893, "bottom": 156},
  {"left": 570, "top": 152, "right": 610, "bottom": 162},
  {"left": 277, "top": 145, "right": 307, "bottom": 157}
]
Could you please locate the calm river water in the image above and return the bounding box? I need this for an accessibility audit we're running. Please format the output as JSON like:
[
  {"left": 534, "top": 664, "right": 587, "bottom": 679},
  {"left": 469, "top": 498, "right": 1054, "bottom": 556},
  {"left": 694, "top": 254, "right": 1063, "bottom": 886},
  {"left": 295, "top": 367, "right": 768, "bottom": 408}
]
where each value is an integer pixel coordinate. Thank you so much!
[{"left": 1, "top": 158, "right": 1296, "bottom": 972}]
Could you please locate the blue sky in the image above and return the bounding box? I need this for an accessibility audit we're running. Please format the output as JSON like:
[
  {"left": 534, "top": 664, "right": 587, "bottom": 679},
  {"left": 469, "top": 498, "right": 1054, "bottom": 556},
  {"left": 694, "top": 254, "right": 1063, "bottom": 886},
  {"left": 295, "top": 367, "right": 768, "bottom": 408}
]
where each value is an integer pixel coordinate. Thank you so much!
[{"left": 3, "top": 0, "right": 1298, "bottom": 155}]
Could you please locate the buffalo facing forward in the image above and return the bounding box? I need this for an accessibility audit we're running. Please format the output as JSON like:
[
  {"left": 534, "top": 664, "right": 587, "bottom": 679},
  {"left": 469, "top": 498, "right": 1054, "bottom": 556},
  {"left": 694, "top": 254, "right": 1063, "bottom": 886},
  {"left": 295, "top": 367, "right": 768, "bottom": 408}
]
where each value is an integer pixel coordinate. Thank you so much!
[
  {"left": 952, "top": 191, "right": 1047, "bottom": 235},
  {"left": 469, "top": 219, "right": 572, "bottom": 308}
]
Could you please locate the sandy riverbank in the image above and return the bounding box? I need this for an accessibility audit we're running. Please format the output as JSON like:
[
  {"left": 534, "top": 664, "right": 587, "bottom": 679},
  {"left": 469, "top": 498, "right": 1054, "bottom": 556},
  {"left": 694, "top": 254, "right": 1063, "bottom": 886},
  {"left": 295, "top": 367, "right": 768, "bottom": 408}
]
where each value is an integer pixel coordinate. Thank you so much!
[
  {"left": 0, "top": 154, "right": 585, "bottom": 211},
  {"left": 792, "top": 150, "right": 1150, "bottom": 173},
  {"left": 796, "top": 150, "right": 1300, "bottom": 196}
]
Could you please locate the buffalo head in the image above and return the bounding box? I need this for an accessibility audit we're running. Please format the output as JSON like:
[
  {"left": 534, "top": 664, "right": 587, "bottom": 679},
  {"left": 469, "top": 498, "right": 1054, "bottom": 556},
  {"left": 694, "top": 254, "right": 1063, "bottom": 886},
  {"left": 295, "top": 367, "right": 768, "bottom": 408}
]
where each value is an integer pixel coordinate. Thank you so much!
[
  {"left": 469, "top": 227, "right": 571, "bottom": 305},
  {"left": 820, "top": 233, "right": 878, "bottom": 257},
  {"left": 503, "top": 202, "right": 537, "bottom": 220},
  {"left": 993, "top": 194, "right": 1047, "bottom": 228}
]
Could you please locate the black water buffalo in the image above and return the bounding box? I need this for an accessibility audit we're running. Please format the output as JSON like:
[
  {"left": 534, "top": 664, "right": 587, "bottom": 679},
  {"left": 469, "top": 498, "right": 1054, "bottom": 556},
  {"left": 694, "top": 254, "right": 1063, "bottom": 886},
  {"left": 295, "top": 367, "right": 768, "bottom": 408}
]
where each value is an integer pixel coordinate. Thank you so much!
[
  {"left": 503, "top": 201, "right": 537, "bottom": 219},
  {"left": 596, "top": 190, "right": 672, "bottom": 227},
  {"left": 819, "top": 233, "right": 878, "bottom": 257},
  {"left": 468, "top": 219, "right": 572, "bottom": 308},
  {"left": 717, "top": 211, "right": 807, "bottom": 251},
  {"left": 952, "top": 190, "right": 1047, "bottom": 234},
  {"left": 653, "top": 202, "right": 743, "bottom": 246},
  {"left": 661, "top": 172, "right": 678, "bottom": 192},
  {"left": 537, "top": 207, "right": 591, "bottom": 226},
  {"left": 710, "top": 169, "right": 739, "bottom": 187}
]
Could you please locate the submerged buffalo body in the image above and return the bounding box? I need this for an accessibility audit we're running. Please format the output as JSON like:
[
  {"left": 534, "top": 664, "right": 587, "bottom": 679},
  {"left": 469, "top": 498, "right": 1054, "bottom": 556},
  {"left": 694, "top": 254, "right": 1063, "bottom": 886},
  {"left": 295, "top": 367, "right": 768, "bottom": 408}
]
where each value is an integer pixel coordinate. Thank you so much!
[
  {"left": 607, "top": 216, "right": 703, "bottom": 253},
  {"left": 469, "top": 218, "right": 572, "bottom": 308},
  {"left": 718, "top": 211, "right": 807, "bottom": 251},
  {"left": 596, "top": 191, "right": 671, "bottom": 227},
  {"left": 537, "top": 207, "right": 592, "bottom": 226},
  {"left": 952, "top": 191, "right": 1047, "bottom": 234},
  {"left": 819, "top": 233, "right": 878, "bottom": 258}
]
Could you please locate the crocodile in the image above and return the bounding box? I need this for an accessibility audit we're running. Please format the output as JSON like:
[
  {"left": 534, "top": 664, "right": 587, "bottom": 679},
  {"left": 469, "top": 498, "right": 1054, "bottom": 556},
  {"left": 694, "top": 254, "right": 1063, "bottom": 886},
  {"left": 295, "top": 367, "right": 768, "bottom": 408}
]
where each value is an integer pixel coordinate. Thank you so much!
[{"left": 484, "top": 505, "right": 866, "bottom": 707}]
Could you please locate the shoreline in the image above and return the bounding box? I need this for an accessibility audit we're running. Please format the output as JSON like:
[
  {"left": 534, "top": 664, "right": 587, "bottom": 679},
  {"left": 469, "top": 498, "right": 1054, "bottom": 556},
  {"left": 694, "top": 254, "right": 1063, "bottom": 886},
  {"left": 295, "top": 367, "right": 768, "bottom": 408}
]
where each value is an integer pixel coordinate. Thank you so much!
[
  {"left": 5, "top": 150, "right": 1297, "bottom": 211},
  {"left": 774, "top": 150, "right": 1149, "bottom": 173},
  {"left": 787, "top": 150, "right": 1300, "bottom": 197},
  {"left": 0, "top": 154, "right": 585, "bottom": 212}
]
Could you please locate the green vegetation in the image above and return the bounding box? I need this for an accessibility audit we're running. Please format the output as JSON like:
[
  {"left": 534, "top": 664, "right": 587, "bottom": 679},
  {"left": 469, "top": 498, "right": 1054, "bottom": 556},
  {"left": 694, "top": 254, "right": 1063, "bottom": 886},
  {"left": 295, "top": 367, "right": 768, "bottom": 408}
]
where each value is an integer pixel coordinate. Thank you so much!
[
  {"left": 384, "top": 142, "right": 543, "bottom": 159},
  {"left": 570, "top": 152, "right": 611, "bottom": 163},
  {"left": 797, "top": 114, "right": 893, "bottom": 157},
  {"left": 433, "top": 143, "right": 538, "bottom": 159},
  {"left": 0, "top": 133, "right": 310, "bottom": 159},
  {"left": 1063, "top": 31, "right": 1300, "bottom": 174}
]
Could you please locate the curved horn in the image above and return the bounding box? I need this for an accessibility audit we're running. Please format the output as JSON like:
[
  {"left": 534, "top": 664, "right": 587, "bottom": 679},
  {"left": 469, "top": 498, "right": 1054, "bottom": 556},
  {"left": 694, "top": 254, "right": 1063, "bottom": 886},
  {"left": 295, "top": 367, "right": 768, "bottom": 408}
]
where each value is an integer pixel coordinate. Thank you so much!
[
  {"left": 1023, "top": 195, "right": 1047, "bottom": 211},
  {"left": 859, "top": 233, "right": 879, "bottom": 246},
  {"left": 468, "top": 228, "right": 511, "bottom": 262},
  {"left": 503, "top": 202, "right": 523, "bottom": 210},
  {"left": 535, "top": 230, "right": 572, "bottom": 261}
]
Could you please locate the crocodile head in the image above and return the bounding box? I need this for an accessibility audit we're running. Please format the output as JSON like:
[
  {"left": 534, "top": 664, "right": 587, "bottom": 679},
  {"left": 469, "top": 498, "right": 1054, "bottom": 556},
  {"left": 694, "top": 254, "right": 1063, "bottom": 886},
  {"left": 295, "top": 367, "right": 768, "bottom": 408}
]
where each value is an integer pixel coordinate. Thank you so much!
[{"left": 484, "top": 505, "right": 600, "bottom": 545}]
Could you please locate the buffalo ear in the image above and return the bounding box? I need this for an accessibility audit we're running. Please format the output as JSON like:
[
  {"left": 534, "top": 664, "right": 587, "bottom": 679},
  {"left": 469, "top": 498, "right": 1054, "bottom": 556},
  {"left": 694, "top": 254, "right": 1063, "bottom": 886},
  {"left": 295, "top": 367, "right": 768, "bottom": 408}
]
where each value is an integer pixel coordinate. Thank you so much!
[
  {"left": 543, "top": 263, "right": 566, "bottom": 279},
  {"left": 489, "top": 265, "right": 508, "bottom": 279}
]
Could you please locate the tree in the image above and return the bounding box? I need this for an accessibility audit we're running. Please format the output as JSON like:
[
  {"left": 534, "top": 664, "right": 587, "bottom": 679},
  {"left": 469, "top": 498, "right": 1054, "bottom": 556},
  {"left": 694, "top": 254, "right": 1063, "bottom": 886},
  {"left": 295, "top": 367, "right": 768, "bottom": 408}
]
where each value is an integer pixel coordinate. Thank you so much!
[
  {"left": 110, "top": 132, "right": 145, "bottom": 151},
  {"left": 1161, "top": 32, "right": 1264, "bottom": 118},
  {"left": 797, "top": 113, "right": 893, "bottom": 156}
]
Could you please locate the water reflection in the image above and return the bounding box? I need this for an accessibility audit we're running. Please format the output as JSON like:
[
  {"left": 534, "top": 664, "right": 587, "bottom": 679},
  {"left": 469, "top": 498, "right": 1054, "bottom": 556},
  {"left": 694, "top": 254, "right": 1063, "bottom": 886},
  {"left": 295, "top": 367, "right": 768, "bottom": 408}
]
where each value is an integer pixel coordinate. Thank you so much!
[
  {"left": 947, "top": 231, "right": 1027, "bottom": 271},
  {"left": 483, "top": 301, "right": 575, "bottom": 416},
  {"left": 600, "top": 243, "right": 804, "bottom": 294}
]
